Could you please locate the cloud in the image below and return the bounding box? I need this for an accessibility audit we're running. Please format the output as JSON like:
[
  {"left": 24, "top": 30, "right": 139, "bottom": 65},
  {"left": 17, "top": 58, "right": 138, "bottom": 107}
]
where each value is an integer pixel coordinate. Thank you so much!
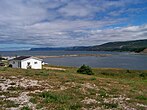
[
  {"left": 2, "top": 24, "right": 146, "bottom": 47},
  {"left": 0, "top": 0, "right": 147, "bottom": 50}
]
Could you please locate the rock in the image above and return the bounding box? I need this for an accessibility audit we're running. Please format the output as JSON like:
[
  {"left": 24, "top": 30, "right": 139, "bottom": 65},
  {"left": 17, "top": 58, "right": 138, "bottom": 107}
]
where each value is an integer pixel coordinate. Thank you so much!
[
  {"left": 81, "top": 83, "right": 97, "bottom": 90},
  {"left": 81, "top": 97, "right": 97, "bottom": 104},
  {"left": 140, "top": 48, "right": 147, "bottom": 54}
]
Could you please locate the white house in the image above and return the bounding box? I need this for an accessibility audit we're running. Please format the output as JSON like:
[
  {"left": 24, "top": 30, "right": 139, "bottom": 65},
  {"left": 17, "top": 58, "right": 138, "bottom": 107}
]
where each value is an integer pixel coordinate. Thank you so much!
[{"left": 9, "top": 56, "right": 43, "bottom": 69}]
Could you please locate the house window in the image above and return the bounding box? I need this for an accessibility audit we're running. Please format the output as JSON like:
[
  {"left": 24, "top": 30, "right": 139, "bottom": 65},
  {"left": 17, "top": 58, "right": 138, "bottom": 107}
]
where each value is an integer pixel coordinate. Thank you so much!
[
  {"left": 27, "top": 62, "right": 30, "bottom": 66},
  {"left": 34, "top": 62, "right": 37, "bottom": 64},
  {"left": 13, "top": 61, "right": 15, "bottom": 64}
]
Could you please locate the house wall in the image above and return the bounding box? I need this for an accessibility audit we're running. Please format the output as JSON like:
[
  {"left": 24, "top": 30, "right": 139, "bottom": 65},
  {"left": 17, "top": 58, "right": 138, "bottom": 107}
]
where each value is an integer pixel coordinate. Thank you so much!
[
  {"left": 21, "top": 58, "right": 42, "bottom": 69},
  {"left": 9, "top": 60, "right": 21, "bottom": 68}
]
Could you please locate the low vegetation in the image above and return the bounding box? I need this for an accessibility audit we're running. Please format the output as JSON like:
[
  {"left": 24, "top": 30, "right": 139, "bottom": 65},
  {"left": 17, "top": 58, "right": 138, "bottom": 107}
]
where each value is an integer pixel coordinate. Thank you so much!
[
  {"left": 0, "top": 65, "right": 147, "bottom": 110},
  {"left": 77, "top": 64, "right": 94, "bottom": 75}
]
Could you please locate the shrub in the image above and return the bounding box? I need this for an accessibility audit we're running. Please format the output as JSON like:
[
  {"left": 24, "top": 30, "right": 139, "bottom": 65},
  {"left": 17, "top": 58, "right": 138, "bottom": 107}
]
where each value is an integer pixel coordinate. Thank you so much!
[
  {"left": 77, "top": 64, "right": 94, "bottom": 75},
  {"left": 139, "top": 72, "right": 147, "bottom": 78},
  {"left": 126, "top": 70, "right": 131, "bottom": 73}
]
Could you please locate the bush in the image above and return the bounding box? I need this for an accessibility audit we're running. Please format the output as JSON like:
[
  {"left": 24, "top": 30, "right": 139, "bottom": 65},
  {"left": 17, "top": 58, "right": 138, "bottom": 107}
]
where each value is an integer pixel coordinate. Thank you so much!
[
  {"left": 77, "top": 64, "right": 94, "bottom": 75},
  {"left": 139, "top": 72, "right": 147, "bottom": 78}
]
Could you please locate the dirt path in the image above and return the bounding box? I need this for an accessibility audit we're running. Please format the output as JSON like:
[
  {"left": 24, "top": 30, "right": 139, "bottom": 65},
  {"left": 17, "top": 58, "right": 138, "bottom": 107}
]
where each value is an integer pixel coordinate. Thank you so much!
[{"left": 43, "top": 66, "right": 66, "bottom": 71}]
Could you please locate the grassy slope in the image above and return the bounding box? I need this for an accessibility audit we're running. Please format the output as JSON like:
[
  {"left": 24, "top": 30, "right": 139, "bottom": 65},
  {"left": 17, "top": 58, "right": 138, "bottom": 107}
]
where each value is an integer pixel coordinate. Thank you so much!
[
  {"left": 0, "top": 66, "right": 147, "bottom": 110},
  {"left": 90, "top": 39, "right": 147, "bottom": 52}
]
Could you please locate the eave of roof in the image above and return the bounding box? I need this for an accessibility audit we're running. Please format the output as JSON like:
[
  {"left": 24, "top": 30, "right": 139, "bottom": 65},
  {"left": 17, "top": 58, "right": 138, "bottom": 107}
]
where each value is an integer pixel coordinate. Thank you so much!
[
  {"left": 9, "top": 56, "right": 42, "bottom": 61},
  {"left": 9, "top": 56, "right": 30, "bottom": 61}
]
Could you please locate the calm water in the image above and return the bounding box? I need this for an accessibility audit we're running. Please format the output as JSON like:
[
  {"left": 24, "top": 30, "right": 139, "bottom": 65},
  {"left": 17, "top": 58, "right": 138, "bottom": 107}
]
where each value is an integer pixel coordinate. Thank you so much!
[{"left": 0, "top": 51, "right": 147, "bottom": 70}]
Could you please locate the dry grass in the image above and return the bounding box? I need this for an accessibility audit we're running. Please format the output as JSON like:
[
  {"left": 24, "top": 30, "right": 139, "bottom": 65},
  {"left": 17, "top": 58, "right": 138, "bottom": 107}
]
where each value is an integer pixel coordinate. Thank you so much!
[
  {"left": 43, "top": 66, "right": 66, "bottom": 71},
  {"left": 0, "top": 66, "right": 147, "bottom": 110}
]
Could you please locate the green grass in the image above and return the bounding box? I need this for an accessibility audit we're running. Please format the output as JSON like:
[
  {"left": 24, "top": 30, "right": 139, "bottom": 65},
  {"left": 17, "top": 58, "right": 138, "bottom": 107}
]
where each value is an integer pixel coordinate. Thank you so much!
[
  {"left": 21, "top": 106, "right": 31, "bottom": 110},
  {"left": 102, "top": 102, "right": 118, "bottom": 109},
  {"left": 39, "top": 91, "right": 70, "bottom": 103},
  {"left": 1, "top": 100, "right": 19, "bottom": 108},
  {"left": 136, "top": 95, "right": 147, "bottom": 101},
  {"left": 0, "top": 67, "right": 8, "bottom": 71},
  {"left": 29, "top": 97, "right": 37, "bottom": 104},
  {"left": 99, "top": 89, "right": 108, "bottom": 98},
  {"left": 36, "top": 104, "right": 43, "bottom": 109},
  {"left": 90, "top": 77, "right": 97, "bottom": 80},
  {"left": 69, "top": 103, "right": 82, "bottom": 110}
]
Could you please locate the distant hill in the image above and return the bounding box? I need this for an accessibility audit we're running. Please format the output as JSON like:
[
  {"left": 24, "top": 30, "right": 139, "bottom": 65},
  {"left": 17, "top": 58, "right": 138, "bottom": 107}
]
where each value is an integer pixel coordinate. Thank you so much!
[
  {"left": 30, "top": 47, "right": 66, "bottom": 51},
  {"left": 30, "top": 39, "right": 147, "bottom": 53},
  {"left": 30, "top": 46, "right": 90, "bottom": 51},
  {"left": 87, "top": 39, "right": 147, "bottom": 52}
]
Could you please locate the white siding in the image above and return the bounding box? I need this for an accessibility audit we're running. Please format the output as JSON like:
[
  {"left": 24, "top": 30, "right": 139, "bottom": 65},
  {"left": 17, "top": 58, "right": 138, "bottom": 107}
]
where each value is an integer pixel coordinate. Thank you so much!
[
  {"left": 9, "top": 60, "right": 21, "bottom": 68},
  {"left": 21, "top": 58, "right": 42, "bottom": 69}
]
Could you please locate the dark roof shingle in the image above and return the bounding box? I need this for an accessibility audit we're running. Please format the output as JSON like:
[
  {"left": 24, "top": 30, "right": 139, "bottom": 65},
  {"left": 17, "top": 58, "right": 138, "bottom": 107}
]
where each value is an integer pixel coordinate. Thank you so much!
[{"left": 12, "top": 56, "right": 31, "bottom": 60}]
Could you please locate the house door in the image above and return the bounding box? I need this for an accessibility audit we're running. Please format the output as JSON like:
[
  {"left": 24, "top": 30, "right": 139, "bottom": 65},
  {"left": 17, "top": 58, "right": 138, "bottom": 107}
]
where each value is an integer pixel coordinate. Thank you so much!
[{"left": 27, "top": 62, "right": 31, "bottom": 69}]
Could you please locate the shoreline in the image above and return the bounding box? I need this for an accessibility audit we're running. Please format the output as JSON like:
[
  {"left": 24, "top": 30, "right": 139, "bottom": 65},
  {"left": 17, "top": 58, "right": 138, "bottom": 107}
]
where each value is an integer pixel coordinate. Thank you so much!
[{"left": 36, "top": 54, "right": 112, "bottom": 59}]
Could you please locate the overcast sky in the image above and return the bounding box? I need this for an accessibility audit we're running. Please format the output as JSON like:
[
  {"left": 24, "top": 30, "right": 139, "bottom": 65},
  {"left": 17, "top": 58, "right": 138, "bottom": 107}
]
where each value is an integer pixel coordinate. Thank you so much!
[{"left": 0, "top": 0, "right": 147, "bottom": 50}]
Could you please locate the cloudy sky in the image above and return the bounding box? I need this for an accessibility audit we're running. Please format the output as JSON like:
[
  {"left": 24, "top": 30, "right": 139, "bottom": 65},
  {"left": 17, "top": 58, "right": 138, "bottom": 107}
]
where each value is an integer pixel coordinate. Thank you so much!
[{"left": 0, "top": 0, "right": 147, "bottom": 50}]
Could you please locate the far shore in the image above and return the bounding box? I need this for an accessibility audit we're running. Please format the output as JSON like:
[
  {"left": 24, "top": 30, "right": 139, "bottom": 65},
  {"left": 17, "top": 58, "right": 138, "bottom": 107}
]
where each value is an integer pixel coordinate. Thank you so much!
[
  {"left": 36, "top": 54, "right": 112, "bottom": 59},
  {"left": 3, "top": 52, "right": 147, "bottom": 60}
]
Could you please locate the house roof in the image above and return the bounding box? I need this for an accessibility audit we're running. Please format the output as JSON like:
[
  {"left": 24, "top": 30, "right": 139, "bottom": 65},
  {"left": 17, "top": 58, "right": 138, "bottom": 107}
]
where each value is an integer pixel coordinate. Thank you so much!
[
  {"left": 11, "top": 56, "right": 31, "bottom": 60},
  {"left": 10, "top": 56, "right": 42, "bottom": 61}
]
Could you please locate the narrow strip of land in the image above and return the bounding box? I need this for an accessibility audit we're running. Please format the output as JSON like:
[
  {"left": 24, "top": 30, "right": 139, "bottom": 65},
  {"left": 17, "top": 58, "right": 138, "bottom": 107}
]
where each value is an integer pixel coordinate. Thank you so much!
[{"left": 37, "top": 54, "right": 112, "bottom": 59}]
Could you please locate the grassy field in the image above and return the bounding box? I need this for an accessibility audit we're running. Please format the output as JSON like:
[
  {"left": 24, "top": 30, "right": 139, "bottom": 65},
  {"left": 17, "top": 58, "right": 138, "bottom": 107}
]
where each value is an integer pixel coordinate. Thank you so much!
[{"left": 0, "top": 65, "right": 147, "bottom": 110}]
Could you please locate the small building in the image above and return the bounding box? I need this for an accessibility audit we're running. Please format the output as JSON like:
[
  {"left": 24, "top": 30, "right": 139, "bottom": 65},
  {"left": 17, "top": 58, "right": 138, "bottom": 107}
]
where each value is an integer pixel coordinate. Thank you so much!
[{"left": 9, "top": 56, "right": 43, "bottom": 69}]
